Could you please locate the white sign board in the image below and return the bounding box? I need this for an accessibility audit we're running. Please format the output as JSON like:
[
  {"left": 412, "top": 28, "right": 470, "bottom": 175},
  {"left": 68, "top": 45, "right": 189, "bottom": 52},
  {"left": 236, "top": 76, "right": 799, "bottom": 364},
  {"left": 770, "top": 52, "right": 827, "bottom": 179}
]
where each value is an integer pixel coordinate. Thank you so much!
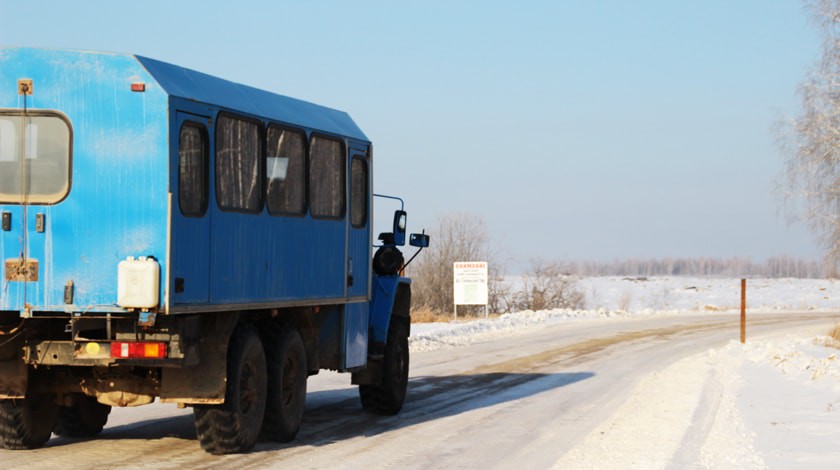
[{"left": 453, "top": 261, "right": 488, "bottom": 306}]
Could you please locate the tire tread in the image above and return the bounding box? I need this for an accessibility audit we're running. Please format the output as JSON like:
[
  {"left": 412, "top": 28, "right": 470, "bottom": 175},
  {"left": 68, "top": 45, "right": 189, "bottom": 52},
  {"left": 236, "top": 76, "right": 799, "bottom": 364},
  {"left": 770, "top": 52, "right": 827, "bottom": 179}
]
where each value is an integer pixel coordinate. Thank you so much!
[
  {"left": 193, "top": 325, "right": 267, "bottom": 455},
  {"left": 359, "top": 317, "right": 409, "bottom": 415},
  {"left": 0, "top": 396, "right": 58, "bottom": 450}
]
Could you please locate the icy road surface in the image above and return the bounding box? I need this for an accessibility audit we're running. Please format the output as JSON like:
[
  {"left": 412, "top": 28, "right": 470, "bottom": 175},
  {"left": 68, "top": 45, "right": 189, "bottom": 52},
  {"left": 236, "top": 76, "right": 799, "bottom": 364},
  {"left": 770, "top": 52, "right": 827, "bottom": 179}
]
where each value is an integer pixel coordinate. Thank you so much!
[{"left": 2, "top": 311, "right": 838, "bottom": 469}]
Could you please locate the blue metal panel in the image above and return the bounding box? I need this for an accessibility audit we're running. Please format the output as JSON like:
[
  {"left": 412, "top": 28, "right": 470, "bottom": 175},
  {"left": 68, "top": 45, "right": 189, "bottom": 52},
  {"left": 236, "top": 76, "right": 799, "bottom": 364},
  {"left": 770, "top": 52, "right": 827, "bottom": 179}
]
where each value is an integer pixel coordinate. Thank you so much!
[
  {"left": 369, "top": 275, "right": 410, "bottom": 344},
  {"left": 0, "top": 48, "right": 169, "bottom": 313},
  {"left": 207, "top": 212, "right": 347, "bottom": 303},
  {"left": 343, "top": 302, "right": 369, "bottom": 369},
  {"left": 136, "top": 56, "right": 368, "bottom": 142}
]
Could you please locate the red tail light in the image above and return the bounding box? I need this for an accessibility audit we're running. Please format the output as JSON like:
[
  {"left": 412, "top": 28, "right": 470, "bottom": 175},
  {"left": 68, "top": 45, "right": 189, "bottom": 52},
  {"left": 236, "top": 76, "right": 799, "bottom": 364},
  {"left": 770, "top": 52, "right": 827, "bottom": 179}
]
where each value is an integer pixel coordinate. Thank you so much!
[{"left": 111, "top": 341, "right": 166, "bottom": 359}]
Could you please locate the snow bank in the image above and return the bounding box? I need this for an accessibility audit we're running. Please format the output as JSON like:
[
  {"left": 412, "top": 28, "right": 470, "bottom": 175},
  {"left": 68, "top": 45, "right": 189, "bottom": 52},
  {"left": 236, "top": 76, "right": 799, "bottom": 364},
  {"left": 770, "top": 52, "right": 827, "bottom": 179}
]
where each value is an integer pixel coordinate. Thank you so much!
[
  {"left": 737, "top": 335, "right": 840, "bottom": 386},
  {"left": 719, "top": 336, "right": 840, "bottom": 468}
]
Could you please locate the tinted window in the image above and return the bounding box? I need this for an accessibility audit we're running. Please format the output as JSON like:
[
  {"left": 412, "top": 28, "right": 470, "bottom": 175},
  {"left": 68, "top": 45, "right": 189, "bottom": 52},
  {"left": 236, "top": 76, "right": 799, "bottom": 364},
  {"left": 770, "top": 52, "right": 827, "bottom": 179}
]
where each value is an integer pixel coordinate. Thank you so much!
[
  {"left": 179, "top": 122, "right": 208, "bottom": 216},
  {"left": 216, "top": 115, "right": 261, "bottom": 212},
  {"left": 266, "top": 126, "right": 306, "bottom": 215},
  {"left": 0, "top": 112, "right": 72, "bottom": 204},
  {"left": 350, "top": 156, "right": 368, "bottom": 228},
  {"left": 309, "top": 136, "right": 345, "bottom": 219}
]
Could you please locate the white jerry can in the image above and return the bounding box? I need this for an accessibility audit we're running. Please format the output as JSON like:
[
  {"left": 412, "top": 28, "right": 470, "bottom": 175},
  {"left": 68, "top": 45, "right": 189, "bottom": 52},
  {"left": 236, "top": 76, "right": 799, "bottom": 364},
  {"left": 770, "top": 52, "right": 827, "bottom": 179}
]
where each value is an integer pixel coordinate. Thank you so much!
[{"left": 117, "top": 256, "right": 160, "bottom": 309}]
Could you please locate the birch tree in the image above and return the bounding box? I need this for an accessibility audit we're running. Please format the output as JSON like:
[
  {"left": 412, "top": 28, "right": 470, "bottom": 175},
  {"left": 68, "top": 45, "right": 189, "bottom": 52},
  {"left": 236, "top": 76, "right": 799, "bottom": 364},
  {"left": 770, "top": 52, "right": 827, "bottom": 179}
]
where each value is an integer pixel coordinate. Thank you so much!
[{"left": 781, "top": 0, "right": 840, "bottom": 271}]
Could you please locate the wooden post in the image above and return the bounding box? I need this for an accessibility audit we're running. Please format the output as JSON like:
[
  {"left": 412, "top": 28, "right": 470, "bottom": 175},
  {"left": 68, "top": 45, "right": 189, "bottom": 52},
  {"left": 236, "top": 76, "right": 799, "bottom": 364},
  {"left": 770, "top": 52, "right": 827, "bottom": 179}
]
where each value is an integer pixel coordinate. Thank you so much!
[{"left": 740, "top": 278, "right": 746, "bottom": 344}]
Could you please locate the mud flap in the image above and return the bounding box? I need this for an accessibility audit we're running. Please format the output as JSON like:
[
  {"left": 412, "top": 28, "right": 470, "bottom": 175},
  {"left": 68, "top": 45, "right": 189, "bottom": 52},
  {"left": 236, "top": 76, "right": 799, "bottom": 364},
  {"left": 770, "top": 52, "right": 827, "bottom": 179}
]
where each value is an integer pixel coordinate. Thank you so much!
[
  {"left": 159, "top": 312, "right": 239, "bottom": 405},
  {"left": 0, "top": 359, "right": 27, "bottom": 398}
]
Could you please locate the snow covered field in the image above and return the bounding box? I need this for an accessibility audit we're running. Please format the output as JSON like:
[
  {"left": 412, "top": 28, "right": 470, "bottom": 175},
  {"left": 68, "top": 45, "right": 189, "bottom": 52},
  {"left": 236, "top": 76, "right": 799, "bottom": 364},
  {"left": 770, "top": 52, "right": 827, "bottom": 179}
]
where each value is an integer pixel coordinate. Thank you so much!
[
  {"left": 412, "top": 277, "right": 840, "bottom": 468},
  {"left": 577, "top": 276, "right": 840, "bottom": 313}
]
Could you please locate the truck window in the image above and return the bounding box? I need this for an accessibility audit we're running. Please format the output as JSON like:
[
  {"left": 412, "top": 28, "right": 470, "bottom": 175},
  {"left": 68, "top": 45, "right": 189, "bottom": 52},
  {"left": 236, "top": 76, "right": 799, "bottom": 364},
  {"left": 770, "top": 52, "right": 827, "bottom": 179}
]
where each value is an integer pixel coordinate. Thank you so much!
[
  {"left": 266, "top": 125, "right": 306, "bottom": 216},
  {"left": 216, "top": 114, "right": 262, "bottom": 213},
  {"left": 350, "top": 156, "right": 367, "bottom": 228},
  {"left": 0, "top": 112, "right": 72, "bottom": 205},
  {"left": 178, "top": 122, "right": 208, "bottom": 217},
  {"left": 309, "top": 135, "right": 345, "bottom": 219}
]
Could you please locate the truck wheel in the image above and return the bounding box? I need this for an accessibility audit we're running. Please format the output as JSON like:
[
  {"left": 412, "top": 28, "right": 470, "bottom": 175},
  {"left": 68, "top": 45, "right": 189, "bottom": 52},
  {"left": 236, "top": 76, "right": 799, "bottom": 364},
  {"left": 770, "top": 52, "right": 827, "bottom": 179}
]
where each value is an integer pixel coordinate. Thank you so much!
[
  {"left": 0, "top": 394, "right": 60, "bottom": 449},
  {"left": 359, "top": 317, "right": 409, "bottom": 415},
  {"left": 54, "top": 395, "right": 111, "bottom": 438},
  {"left": 262, "top": 328, "right": 307, "bottom": 442},
  {"left": 194, "top": 325, "right": 267, "bottom": 454}
]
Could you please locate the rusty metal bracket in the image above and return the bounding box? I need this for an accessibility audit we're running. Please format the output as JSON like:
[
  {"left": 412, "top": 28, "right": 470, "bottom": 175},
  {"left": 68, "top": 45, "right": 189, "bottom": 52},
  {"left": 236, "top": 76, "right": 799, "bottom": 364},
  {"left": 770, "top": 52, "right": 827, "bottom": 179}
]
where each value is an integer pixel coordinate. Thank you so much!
[
  {"left": 17, "top": 78, "right": 33, "bottom": 96},
  {"left": 5, "top": 258, "right": 38, "bottom": 282},
  {"left": 138, "top": 310, "right": 157, "bottom": 329}
]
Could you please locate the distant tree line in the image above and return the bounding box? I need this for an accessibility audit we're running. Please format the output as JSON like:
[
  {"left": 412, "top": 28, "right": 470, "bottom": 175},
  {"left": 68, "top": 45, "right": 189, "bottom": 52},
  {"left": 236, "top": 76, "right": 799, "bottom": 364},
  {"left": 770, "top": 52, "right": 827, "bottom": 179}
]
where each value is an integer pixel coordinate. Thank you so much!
[{"left": 561, "top": 256, "right": 824, "bottom": 278}]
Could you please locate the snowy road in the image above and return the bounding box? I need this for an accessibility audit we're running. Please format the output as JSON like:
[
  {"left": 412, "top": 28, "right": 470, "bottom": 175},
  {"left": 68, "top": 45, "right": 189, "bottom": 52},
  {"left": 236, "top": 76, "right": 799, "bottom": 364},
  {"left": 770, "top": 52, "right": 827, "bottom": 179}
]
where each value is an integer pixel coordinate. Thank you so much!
[{"left": 2, "top": 312, "right": 837, "bottom": 469}]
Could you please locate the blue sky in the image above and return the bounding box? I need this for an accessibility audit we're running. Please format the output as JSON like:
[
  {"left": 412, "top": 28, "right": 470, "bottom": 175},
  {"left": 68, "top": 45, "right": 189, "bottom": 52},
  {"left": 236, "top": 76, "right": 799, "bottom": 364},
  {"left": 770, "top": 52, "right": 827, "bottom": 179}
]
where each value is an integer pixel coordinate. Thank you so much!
[{"left": 0, "top": 1, "right": 822, "bottom": 267}]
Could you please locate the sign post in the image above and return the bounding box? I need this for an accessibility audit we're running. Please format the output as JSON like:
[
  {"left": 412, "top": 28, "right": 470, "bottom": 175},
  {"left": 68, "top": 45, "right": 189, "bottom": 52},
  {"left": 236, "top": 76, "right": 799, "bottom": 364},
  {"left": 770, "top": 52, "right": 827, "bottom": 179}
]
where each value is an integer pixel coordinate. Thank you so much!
[
  {"left": 453, "top": 261, "right": 489, "bottom": 320},
  {"left": 740, "top": 278, "right": 746, "bottom": 344}
]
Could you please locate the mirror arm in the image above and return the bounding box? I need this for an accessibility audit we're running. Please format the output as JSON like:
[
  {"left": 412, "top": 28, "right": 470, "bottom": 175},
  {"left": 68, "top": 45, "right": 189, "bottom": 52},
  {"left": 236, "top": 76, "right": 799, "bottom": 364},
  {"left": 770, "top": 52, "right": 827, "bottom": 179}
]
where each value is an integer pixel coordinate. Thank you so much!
[
  {"left": 373, "top": 193, "right": 404, "bottom": 211},
  {"left": 402, "top": 246, "right": 425, "bottom": 271}
]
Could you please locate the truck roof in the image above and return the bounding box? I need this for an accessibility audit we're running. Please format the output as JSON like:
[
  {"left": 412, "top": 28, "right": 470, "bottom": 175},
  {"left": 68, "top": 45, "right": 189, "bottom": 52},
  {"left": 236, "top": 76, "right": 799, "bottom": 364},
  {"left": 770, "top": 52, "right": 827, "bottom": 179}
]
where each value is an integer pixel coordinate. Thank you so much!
[{"left": 136, "top": 55, "right": 369, "bottom": 142}]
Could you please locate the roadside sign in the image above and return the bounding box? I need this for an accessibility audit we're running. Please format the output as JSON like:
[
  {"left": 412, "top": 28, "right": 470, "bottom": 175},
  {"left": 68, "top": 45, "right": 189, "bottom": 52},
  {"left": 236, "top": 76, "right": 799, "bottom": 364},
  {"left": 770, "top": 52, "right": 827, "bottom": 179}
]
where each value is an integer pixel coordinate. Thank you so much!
[{"left": 453, "top": 261, "right": 488, "bottom": 318}]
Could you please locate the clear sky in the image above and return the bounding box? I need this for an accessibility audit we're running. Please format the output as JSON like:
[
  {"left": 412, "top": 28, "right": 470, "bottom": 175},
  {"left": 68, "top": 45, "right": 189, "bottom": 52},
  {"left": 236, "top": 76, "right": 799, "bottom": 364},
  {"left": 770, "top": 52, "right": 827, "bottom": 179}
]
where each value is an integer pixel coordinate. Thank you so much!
[{"left": 0, "top": 0, "right": 822, "bottom": 267}]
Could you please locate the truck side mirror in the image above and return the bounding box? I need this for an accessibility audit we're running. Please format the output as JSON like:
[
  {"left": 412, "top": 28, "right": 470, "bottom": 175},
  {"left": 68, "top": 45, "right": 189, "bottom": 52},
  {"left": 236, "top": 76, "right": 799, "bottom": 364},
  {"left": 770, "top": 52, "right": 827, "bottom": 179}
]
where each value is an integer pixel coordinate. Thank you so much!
[
  {"left": 409, "top": 232, "right": 430, "bottom": 248},
  {"left": 393, "top": 210, "right": 407, "bottom": 246}
]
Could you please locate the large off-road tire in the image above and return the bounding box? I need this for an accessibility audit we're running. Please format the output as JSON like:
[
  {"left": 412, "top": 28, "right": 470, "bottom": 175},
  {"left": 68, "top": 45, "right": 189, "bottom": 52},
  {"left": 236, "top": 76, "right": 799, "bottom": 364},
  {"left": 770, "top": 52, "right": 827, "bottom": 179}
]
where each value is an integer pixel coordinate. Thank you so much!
[
  {"left": 54, "top": 395, "right": 111, "bottom": 438},
  {"left": 0, "top": 395, "right": 60, "bottom": 449},
  {"left": 261, "top": 327, "right": 307, "bottom": 442},
  {"left": 194, "top": 325, "right": 267, "bottom": 454},
  {"left": 359, "top": 317, "right": 409, "bottom": 415}
]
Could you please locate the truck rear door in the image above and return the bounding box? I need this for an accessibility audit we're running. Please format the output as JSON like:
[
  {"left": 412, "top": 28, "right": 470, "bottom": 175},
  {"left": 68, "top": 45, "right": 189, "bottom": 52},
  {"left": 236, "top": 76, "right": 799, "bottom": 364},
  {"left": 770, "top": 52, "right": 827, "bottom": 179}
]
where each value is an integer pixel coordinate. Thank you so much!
[{"left": 0, "top": 94, "right": 72, "bottom": 312}]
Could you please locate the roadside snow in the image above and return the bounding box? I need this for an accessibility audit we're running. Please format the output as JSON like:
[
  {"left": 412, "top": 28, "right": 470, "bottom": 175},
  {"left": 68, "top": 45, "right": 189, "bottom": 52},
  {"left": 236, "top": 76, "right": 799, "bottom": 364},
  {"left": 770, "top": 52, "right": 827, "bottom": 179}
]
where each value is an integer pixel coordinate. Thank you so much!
[
  {"left": 409, "top": 308, "right": 659, "bottom": 352},
  {"left": 411, "top": 277, "right": 840, "bottom": 468},
  {"left": 736, "top": 336, "right": 840, "bottom": 468},
  {"left": 411, "top": 277, "right": 840, "bottom": 353}
]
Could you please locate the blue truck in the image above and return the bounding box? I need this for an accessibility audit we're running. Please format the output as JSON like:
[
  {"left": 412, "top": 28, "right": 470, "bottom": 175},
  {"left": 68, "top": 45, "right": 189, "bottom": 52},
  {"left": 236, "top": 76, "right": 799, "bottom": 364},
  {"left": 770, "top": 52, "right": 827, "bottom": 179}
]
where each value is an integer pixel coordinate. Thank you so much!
[{"left": 0, "top": 47, "right": 428, "bottom": 454}]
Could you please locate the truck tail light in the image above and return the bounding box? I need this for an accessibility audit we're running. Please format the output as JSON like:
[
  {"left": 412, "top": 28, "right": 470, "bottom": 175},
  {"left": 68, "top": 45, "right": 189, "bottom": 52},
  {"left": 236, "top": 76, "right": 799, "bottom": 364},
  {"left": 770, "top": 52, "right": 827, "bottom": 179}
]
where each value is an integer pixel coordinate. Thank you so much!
[{"left": 111, "top": 341, "right": 166, "bottom": 359}]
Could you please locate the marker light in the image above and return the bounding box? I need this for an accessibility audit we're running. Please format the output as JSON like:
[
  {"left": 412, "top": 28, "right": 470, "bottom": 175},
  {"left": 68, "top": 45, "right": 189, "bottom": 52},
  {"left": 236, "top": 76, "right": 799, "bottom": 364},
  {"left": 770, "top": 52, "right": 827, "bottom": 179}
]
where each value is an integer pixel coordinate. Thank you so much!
[
  {"left": 130, "top": 82, "right": 146, "bottom": 92},
  {"left": 85, "top": 342, "right": 102, "bottom": 355},
  {"left": 110, "top": 341, "right": 166, "bottom": 359}
]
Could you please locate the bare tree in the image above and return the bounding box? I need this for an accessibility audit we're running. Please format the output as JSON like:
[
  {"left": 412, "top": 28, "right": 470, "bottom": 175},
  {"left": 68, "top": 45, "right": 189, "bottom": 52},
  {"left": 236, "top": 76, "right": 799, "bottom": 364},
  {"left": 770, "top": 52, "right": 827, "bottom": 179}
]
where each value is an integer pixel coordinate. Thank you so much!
[
  {"left": 780, "top": 0, "right": 840, "bottom": 272},
  {"left": 409, "top": 213, "right": 505, "bottom": 315},
  {"left": 512, "top": 259, "right": 585, "bottom": 311}
]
